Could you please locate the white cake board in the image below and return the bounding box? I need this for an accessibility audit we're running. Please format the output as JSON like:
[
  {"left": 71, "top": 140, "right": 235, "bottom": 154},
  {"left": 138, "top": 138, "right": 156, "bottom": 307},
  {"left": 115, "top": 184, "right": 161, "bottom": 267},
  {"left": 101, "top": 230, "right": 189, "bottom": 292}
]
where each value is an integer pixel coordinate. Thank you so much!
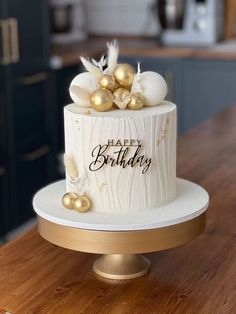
[{"left": 33, "top": 178, "right": 209, "bottom": 232}]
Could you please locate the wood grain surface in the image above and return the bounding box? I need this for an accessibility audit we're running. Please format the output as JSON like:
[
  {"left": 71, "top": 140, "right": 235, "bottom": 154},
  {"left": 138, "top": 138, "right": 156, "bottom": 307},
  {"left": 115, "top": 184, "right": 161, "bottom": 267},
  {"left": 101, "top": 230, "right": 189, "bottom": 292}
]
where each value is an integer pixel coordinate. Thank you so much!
[
  {"left": 51, "top": 36, "right": 236, "bottom": 68},
  {"left": 0, "top": 105, "right": 236, "bottom": 313},
  {"left": 224, "top": 0, "right": 236, "bottom": 39}
]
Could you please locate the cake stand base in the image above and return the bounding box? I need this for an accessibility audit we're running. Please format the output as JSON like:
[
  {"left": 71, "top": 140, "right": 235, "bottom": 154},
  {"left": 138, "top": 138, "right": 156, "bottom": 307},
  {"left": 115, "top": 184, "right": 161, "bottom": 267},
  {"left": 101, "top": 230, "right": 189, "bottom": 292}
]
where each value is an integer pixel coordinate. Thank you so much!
[
  {"left": 93, "top": 254, "right": 150, "bottom": 280},
  {"left": 33, "top": 179, "right": 209, "bottom": 280}
]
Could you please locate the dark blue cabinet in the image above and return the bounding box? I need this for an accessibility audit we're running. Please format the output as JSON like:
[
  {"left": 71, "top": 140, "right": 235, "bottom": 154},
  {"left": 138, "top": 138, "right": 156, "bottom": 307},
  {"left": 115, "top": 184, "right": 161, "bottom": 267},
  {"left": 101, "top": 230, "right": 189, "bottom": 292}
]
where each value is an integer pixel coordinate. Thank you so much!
[
  {"left": 0, "top": 0, "right": 58, "bottom": 235},
  {"left": 181, "top": 60, "right": 236, "bottom": 132},
  {"left": 120, "top": 55, "right": 235, "bottom": 134},
  {"left": 4, "top": 0, "right": 50, "bottom": 78}
]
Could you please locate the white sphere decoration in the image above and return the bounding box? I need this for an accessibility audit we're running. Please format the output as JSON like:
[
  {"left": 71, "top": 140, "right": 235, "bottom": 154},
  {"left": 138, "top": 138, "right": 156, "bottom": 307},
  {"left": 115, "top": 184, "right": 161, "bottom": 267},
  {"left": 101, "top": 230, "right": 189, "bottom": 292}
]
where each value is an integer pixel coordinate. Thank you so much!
[
  {"left": 69, "top": 72, "right": 98, "bottom": 107},
  {"left": 139, "top": 71, "right": 167, "bottom": 106}
]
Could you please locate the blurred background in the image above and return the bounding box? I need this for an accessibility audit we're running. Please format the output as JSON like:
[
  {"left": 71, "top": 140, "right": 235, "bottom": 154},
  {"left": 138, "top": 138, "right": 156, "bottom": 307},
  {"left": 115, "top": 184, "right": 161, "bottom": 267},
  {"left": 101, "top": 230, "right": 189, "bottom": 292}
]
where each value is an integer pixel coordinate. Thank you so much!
[{"left": 0, "top": 0, "right": 236, "bottom": 242}]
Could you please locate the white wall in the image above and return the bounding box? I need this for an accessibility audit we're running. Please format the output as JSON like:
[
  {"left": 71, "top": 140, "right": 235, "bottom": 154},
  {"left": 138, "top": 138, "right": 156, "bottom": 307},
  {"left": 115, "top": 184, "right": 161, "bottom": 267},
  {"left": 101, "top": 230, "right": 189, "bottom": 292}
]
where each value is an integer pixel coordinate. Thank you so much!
[{"left": 85, "top": 0, "right": 160, "bottom": 36}]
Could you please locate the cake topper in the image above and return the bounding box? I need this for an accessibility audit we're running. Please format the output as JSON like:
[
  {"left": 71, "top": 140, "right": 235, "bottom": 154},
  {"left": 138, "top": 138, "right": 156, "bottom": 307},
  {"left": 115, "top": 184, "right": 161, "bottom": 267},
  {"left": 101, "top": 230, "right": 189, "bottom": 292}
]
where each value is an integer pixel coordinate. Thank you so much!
[{"left": 69, "top": 41, "right": 167, "bottom": 112}]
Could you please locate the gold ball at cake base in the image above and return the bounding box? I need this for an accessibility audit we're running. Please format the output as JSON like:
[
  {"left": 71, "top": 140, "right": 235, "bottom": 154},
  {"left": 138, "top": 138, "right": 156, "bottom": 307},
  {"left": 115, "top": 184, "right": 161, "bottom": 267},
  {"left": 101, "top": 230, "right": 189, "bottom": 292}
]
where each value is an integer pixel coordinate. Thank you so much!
[
  {"left": 113, "top": 64, "right": 135, "bottom": 88},
  {"left": 90, "top": 89, "right": 113, "bottom": 112},
  {"left": 128, "top": 93, "right": 145, "bottom": 110},
  {"left": 74, "top": 195, "right": 91, "bottom": 213},
  {"left": 62, "top": 192, "right": 78, "bottom": 209},
  {"left": 99, "top": 74, "right": 116, "bottom": 92}
]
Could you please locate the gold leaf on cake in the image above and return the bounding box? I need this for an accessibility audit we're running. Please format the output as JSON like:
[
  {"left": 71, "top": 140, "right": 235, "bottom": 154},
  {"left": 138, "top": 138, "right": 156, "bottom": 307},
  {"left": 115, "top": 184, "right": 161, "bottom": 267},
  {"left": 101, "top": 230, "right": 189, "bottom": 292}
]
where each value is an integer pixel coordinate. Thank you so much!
[
  {"left": 64, "top": 154, "right": 78, "bottom": 179},
  {"left": 157, "top": 118, "right": 169, "bottom": 145},
  {"left": 99, "top": 182, "right": 107, "bottom": 191},
  {"left": 113, "top": 88, "right": 130, "bottom": 110}
]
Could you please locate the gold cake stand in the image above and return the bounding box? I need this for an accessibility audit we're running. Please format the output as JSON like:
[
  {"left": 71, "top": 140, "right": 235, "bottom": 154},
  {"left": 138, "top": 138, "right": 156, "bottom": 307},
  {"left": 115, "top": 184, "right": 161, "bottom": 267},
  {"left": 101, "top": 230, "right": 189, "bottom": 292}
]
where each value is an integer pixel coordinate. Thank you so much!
[
  {"left": 34, "top": 179, "right": 208, "bottom": 280},
  {"left": 37, "top": 212, "right": 206, "bottom": 280}
]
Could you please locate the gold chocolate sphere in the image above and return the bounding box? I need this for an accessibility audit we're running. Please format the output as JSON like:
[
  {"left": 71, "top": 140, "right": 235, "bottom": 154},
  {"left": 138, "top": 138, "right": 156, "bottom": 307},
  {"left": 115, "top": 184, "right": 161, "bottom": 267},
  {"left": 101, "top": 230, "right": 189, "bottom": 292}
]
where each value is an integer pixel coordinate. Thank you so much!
[
  {"left": 99, "top": 74, "right": 116, "bottom": 92},
  {"left": 90, "top": 89, "right": 113, "bottom": 112},
  {"left": 74, "top": 195, "right": 91, "bottom": 213},
  {"left": 128, "top": 93, "right": 145, "bottom": 110},
  {"left": 62, "top": 192, "right": 78, "bottom": 209},
  {"left": 113, "top": 64, "right": 135, "bottom": 88}
]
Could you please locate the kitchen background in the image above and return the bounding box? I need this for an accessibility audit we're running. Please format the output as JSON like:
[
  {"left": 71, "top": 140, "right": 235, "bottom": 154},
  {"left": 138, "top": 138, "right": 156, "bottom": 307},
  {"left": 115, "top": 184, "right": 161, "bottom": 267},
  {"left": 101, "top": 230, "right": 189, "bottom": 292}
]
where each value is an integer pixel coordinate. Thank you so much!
[{"left": 1, "top": 0, "right": 236, "bottom": 241}]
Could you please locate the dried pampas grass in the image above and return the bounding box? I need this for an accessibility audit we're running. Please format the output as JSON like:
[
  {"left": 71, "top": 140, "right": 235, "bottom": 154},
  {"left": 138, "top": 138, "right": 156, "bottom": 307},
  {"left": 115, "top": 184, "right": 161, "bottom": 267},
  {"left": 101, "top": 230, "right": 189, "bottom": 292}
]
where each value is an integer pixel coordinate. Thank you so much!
[
  {"left": 106, "top": 40, "right": 119, "bottom": 74},
  {"left": 64, "top": 154, "right": 78, "bottom": 179}
]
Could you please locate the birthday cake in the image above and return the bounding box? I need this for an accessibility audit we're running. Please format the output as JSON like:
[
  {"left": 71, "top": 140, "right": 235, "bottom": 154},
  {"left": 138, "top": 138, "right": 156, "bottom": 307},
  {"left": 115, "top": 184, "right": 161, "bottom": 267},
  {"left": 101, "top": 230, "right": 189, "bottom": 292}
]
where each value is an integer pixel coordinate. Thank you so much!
[{"left": 62, "top": 42, "right": 176, "bottom": 213}]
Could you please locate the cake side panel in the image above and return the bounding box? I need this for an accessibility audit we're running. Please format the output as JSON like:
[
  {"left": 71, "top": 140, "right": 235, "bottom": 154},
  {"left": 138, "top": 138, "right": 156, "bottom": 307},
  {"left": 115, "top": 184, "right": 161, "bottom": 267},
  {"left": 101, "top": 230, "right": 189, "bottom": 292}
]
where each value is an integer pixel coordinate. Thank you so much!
[{"left": 64, "top": 105, "right": 176, "bottom": 212}]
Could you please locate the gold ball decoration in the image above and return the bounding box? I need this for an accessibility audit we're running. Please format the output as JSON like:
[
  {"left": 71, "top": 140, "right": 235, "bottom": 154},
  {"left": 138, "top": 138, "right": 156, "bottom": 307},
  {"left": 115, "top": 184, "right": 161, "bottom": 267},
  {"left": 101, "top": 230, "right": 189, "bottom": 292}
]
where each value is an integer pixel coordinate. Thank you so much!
[
  {"left": 128, "top": 93, "right": 145, "bottom": 110},
  {"left": 99, "top": 74, "right": 116, "bottom": 92},
  {"left": 113, "top": 64, "right": 135, "bottom": 88},
  {"left": 62, "top": 193, "right": 78, "bottom": 209},
  {"left": 74, "top": 195, "right": 91, "bottom": 213},
  {"left": 90, "top": 89, "right": 113, "bottom": 112}
]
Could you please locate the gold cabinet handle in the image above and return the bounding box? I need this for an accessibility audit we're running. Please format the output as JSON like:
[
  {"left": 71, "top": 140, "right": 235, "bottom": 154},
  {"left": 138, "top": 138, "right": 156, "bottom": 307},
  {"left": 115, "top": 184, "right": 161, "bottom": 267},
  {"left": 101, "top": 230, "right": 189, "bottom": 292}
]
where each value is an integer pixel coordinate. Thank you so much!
[
  {"left": 19, "top": 72, "right": 49, "bottom": 85},
  {"left": 165, "top": 70, "right": 174, "bottom": 101},
  {"left": 8, "top": 18, "right": 19, "bottom": 64},
  {"left": 0, "top": 19, "right": 11, "bottom": 65},
  {"left": 0, "top": 166, "right": 6, "bottom": 176},
  {"left": 22, "top": 145, "right": 50, "bottom": 161}
]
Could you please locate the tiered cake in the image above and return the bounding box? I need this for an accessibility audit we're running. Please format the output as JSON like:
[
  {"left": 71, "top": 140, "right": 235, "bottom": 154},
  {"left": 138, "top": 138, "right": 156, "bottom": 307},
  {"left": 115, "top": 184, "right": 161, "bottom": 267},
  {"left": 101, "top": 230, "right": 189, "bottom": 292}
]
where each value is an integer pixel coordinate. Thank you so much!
[{"left": 62, "top": 42, "right": 177, "bottom": 213}]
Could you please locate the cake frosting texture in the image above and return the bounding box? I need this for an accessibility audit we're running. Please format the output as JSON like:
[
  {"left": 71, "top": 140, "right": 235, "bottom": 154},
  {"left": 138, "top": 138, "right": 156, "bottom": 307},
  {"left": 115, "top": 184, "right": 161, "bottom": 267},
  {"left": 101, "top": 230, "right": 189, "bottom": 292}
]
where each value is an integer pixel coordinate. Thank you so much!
[{"left": 64, "top": 101, "right": 176, "bottom": 212}]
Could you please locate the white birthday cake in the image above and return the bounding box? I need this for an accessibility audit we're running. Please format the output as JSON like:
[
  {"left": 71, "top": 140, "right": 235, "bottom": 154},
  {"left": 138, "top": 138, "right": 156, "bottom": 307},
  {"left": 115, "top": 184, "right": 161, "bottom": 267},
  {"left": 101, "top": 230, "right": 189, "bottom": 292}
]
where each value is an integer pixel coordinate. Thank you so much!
[{"left": 62, "top": 42, "right": 177, "bottom": 213}]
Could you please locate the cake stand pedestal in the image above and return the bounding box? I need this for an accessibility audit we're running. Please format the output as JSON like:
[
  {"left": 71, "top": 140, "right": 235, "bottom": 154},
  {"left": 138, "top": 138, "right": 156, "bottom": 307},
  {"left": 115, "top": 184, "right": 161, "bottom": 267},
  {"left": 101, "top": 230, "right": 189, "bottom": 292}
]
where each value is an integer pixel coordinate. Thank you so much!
[{"left": 33, "top": 179, "right": 209, "bottom": 280}]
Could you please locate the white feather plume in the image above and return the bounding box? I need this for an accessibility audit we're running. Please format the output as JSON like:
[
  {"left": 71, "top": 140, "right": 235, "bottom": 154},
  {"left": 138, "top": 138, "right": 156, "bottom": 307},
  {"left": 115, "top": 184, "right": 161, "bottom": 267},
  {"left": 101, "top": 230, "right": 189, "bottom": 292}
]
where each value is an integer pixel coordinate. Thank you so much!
[
  {"left": 106, "top": 40, "right": 119, "bottom": 74},
  {"left": 69, "top": 85, "right": 90, "bottom": 101},
  {"left": 131, "top": 62, "right": 142, "bottom": 95},
  {"left": 80, "top": 56, "right": 102, "bottom": 80}
]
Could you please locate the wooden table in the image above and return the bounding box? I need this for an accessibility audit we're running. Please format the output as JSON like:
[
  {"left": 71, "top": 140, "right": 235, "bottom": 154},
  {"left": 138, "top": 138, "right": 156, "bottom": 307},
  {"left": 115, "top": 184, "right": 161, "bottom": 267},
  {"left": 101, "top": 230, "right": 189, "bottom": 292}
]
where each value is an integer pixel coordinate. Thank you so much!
[{"left": 1, "top": 106, "right": 236, "bottom": 314}]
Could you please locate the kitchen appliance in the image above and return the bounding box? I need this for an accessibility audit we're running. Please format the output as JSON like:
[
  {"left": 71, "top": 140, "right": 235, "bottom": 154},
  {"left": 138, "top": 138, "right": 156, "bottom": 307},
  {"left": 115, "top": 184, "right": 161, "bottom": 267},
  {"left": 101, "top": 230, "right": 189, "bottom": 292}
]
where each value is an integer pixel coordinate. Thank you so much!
[
  {"left": 50, "top": 0, "right": 87, "bottom": 44},
  {"left": 158, "top": 0, "right": 224, "bottom": 46}
]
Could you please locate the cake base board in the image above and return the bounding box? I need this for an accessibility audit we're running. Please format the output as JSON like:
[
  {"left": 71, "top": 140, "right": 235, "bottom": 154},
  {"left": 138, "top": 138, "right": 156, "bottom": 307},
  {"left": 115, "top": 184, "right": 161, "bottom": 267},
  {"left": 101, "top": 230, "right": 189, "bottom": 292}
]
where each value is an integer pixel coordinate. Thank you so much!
[{"left": 33, "top": 178, "right": 209, "bottom": 231}]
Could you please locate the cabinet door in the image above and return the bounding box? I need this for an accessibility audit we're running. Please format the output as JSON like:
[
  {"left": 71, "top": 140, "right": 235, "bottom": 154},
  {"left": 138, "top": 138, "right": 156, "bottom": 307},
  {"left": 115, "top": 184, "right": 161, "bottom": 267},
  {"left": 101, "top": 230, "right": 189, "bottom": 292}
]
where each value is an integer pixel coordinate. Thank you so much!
[
  {"left": 11, "top": 135, "right": 52, "bottom": 228},
  {"left": 182, "top": 60, "right": 236, "bottom": 132},
  {"left": 11, "top": 72, "right": 50, "bottom": 144},
  {"left": 6, "top": 0, "right": 50, "bottom": 78}
]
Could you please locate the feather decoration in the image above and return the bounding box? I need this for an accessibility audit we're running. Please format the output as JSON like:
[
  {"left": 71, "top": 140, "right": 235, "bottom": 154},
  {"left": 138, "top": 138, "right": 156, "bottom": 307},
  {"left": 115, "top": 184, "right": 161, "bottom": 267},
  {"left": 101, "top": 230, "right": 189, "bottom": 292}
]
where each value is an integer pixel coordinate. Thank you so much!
[
  {"left": 64, "top": 154, "right": 79, "bottom": 180},
  {"left": 69, "top": 85, "right": 90, "bottom": 101},
  {"left": 92, "top": 55, "right": 106, "bottom": 72},
  {"left": 131, "top": 62, "right": 143, "bottom": 95},
  {"left": 106, "top": 40, "right": 119, "bottom": 74},
  {"left": 80, "top": 56, "right": 102, "bottom": 80}
]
